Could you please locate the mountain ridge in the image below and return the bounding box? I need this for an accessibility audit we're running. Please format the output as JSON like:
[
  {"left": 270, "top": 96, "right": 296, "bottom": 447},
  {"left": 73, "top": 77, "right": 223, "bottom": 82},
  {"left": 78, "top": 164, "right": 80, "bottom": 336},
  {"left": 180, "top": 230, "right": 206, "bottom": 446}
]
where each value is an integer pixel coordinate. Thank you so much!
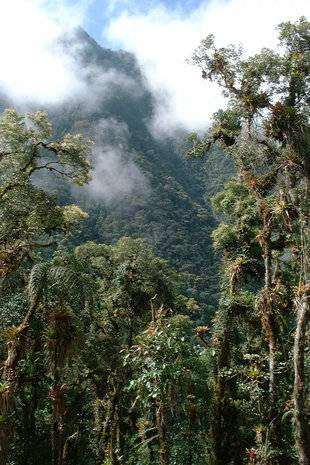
[{"left": 2, "top": 27, "right": 234, "bottom": 320}]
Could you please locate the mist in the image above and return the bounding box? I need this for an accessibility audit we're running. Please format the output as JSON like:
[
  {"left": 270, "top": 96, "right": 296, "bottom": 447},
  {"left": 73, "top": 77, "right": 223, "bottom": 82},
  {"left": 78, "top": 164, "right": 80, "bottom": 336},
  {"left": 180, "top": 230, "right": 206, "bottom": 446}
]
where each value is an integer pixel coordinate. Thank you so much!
[
  {"left": 2, "top": 0, "right": 310, "bottom": 199},
  {"left": 2, "top": 0, "right": 310, "bottom": 134},
  {"left": 74, "top": 118, "right": 149, "bottom": 203},
  {"left": 0, "top": 1, "right": 140, "bottom": 110},
  {"left": 105, "top": 0, "right": 310, "bottom": 138},
  {"left": 0, "top": 1, "right": 149, "bottom": 204},
  {"left": 0, "top": 1, "right": 83, "bottom": 105}
]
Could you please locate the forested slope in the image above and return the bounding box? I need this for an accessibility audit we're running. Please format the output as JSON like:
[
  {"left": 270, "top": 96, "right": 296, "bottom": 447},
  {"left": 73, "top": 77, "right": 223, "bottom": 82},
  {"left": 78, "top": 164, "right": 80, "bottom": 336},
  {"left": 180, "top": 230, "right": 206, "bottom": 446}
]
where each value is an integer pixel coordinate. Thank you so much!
[
  {"left": 3, "top": 17, "right": 310, "bottom": 465},
  {"left": 39, "top": 28, "right": 234, "bottom": 320}
]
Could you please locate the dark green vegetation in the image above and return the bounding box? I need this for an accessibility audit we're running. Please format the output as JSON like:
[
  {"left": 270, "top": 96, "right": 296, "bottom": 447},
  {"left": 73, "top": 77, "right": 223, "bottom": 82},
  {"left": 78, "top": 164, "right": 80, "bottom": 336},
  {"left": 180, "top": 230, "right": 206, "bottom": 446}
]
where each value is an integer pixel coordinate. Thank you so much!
[
  {"left": 43, "top": 28, "right": 227, "bottom": 322},
  {"left": 2, "top": 17, "right": 310, "bottom": 465},
  {"left": 188, "top": 16, "right": 310, "bottom": 465}
]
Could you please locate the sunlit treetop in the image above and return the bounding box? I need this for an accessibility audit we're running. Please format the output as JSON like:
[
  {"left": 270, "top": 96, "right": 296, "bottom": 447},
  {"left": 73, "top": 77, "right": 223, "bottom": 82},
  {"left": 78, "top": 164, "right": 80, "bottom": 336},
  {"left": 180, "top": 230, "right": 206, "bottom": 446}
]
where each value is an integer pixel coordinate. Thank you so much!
[
  {"left": 0, "top": 109, "right": 93, "bottom": 275},
  {"left": 188, "top": 17, "right": 310, "bottom": 188}
]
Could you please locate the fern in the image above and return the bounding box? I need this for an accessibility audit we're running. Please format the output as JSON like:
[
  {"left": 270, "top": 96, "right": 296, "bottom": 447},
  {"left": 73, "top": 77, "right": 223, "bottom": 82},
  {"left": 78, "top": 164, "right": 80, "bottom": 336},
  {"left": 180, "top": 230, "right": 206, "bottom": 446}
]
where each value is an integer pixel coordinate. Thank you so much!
[
  {"left": 49, "top": 266, "right": 87, "bottom": 306},
  {"left": 28, "top": 263, "right": 48, "bottom": 303},
  {"left": 50, "top": 266, "right": 78, "bottom": 290}
]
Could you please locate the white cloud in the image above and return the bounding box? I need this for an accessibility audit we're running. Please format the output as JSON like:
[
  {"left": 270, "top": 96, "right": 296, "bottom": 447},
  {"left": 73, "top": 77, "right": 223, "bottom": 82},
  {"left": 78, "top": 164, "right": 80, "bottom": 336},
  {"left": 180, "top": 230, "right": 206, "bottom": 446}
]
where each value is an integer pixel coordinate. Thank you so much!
[
  {"left": 105, "top": 0, "right": 310, "bottom": 136},
  {"left": 0, "top": 0, "right": 150, "bottom": 203},
  {"left": 77, "top": 118, "right": 149, "bottom": 202},
  {"left": 85, "top": 147, "right": 149, "bottom": 202},
  {"left": 0, "top": 0, "right": 90, "bottom": 104},
  {"left": 2, "top": 0, "right": 310, "bottom": 135}
]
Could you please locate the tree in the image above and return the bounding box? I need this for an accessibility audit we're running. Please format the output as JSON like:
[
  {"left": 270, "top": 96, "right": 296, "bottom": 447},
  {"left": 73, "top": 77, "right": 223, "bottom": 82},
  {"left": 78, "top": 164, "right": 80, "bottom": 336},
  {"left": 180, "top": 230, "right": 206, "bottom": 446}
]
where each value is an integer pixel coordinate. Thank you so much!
[
  {"left": 189, "top": 16, "right": 310, "bottom": 465},
  {"left": 73, "top": 237, "right": 192, "bottom": 465},
  {"left": 0, "top": 109, "right": 93, "bottom": 464},
  {"left": 125, "top": 310, "right": 207, "bottom": 465},
  {"left": 0, "top": 108, "right": 93, "bottom": 275},
  {"left": 0, "top": 253, "right": 96, "bottom": 465}
]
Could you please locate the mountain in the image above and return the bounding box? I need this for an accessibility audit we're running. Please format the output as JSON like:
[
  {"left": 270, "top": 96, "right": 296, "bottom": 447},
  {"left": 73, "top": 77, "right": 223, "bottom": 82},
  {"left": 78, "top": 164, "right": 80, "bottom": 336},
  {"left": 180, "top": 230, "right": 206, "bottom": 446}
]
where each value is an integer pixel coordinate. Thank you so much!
[
  {"left": 49, "top": 28, "right": 236, "bottom": 321},
  {"left": 7, "top": 28, "right": 235, "bottom": 320}
]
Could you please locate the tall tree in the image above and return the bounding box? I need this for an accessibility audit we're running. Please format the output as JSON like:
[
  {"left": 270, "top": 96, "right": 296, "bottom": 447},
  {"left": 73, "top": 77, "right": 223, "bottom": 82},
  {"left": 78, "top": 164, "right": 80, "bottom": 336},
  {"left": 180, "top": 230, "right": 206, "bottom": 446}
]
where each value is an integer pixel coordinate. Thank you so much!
[
  {"left": 73, "top": 237, "right": 189, "bottom": 465},
  {"left": 0, "top": 109, "right": 93, "bottom": 464},
  {"left": 0, "top": 109, "right": 92, "bottom": 275},
  {"left": 189, "top": 16, "right": 310, "bottom": 464}
]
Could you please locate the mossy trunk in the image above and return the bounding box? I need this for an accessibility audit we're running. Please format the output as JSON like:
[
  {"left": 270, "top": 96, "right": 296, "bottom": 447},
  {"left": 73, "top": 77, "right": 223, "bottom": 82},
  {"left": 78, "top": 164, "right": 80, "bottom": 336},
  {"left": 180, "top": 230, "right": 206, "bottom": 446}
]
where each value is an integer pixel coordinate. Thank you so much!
[
  {"left": 210, "top": 329, "right": 229, "bottom": 465},
  {"left": 62, "top": 432, "right": 79, "bottom": 465},
  {"left": 100, "top": 388, "right": 121, "bottom": 464},
  {"left": 51, "top": 406, "right": 65, "bottom": 465},
  {"left": 294, "top": 293, "right": 310, "bottom": 465},
  {"left": 156, "top": 402, "right": 169, "bottom": 465},
  {"left": 0, "top": 291, "right": 40, "bottom": 465}
]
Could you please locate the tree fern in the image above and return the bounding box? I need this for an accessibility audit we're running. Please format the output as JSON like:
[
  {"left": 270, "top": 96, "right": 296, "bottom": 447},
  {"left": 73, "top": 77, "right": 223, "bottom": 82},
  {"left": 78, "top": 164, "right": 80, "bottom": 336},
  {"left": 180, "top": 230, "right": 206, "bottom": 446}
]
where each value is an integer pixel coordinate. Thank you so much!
[
  {"left": 48, "top": 266, "right": 88, "bottom": 309},
  {"left": 28, "top": 262, "right": 49, "bottom": 303}
]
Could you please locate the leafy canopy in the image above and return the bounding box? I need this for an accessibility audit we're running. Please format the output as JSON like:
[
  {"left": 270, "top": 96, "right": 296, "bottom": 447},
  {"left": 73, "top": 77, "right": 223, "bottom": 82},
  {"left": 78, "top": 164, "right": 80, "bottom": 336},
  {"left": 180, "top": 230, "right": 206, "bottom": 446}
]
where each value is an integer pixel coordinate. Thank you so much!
[{"left": 0, "top": 109, "right": 93, "bottom": 274}]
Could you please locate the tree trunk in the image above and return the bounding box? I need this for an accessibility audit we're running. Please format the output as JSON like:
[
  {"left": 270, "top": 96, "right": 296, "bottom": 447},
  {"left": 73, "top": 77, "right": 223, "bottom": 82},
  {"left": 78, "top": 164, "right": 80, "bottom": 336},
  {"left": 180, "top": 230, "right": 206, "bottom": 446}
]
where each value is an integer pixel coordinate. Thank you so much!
[
  {"left": 155, "top": 402, "right": 169, "bottom": 465},
  {"left": 62, "top": 432, "right": 79, "bottom": 465},
  {"left": 0, "top": 429, "right": 8, "bottom": 465},
  {"left": 210, "top": 329, "right": 229, "bottom": 465},
  {"left": 50, "top": 376, "right": 65, "bottom": 465},
  {"left": 294, "top": 293, "right": 310, "bottom": 465},
  {"left": 263, "top": 227, "right": 277, "bottom": 410},
  {"left": 256, "top": 214, "right": 278, "bottom": 419},
  {"left": 100, "top": 388, "right": 120, "bottom": 464},
  {"left": 51, "top": 409, "right": 65, "bottom": 465},
  {"left": 0, "top": 291, "right": 40, "bottom": 465},
  {"left": 266, "top": 311, "right": 277, "bottom": 411}
]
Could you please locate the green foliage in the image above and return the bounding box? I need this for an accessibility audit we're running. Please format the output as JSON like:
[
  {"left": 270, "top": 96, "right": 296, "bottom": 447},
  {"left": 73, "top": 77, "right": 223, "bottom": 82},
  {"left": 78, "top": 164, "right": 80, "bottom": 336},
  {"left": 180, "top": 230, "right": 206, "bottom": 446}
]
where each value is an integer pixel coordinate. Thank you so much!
[
  {"left": 0, "top": 109, "right": 92, "bottom": 188},
  {"left": 48, "top": 46, "right": 229, "bottom": 320},
  {"left": 7, "top": 18, "right": 310, "bottom": 465},
  {"left": 188, "top": 15, "right": 310, "bottom": 465},
  {"left": 123, "top": 311, "right": 210, "bottom": 465},
  {"left": 0, "top": 109, "right": 93, "bottom": 275},
  {"left": 125, "top": 313, "right": 199, "bottom": 403}
]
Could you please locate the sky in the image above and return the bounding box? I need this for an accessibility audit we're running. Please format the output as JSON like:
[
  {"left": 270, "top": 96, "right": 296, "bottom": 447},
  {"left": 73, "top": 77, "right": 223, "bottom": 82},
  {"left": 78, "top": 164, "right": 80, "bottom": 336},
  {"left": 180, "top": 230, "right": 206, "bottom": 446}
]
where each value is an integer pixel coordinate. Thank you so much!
[{"left": 1, "top": 0, "right": 310, "bottom": 135}]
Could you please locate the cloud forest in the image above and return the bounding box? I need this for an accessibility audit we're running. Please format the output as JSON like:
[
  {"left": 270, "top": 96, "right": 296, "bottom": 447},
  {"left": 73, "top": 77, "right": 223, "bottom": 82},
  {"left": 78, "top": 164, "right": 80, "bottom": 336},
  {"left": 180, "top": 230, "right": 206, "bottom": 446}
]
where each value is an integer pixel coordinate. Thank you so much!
[{"left": 1, "top": 15, "right": 310, "bottom": 465}]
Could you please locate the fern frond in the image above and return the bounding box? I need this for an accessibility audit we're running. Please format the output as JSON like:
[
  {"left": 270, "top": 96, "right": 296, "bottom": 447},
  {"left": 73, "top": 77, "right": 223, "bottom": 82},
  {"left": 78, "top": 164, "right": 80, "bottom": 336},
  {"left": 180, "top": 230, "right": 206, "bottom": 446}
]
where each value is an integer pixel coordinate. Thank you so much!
[
  {"left": 28, "top": 263, "right": 49, "bottom": 303},
  {"left": 49, "top": 266, "right": 87, "bottom": 307},
  {"left": 49, "top": 266, "right": 77, "bottom": 289}
]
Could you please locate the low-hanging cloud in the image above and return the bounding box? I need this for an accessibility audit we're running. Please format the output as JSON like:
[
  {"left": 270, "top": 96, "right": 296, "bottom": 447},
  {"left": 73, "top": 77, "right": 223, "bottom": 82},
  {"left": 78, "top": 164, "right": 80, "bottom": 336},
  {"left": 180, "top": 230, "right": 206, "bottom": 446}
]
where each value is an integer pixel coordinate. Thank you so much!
[
  {"left": 105, "top": 0, "right": 310, "bottom": 137},
  {"left": 2, "top": 0, "right": 310, "bottom": 131},
  {"left": 0, "top": 0, "right": 142, "bottom": 109},
  {"left": 2, "top": 0, "right": 310, "bottom": 136},
  {"left": 0, "top": 1, "right": 86, "bottom": 105},
  {"left": 85, "top": 146, "right": 149, "bottom": 202},
  {"left": 0, "top": 0, "right": 150, "bottom": 205},
  {"left": 76, "top": 117, "right": 149, "bottom": 203}
]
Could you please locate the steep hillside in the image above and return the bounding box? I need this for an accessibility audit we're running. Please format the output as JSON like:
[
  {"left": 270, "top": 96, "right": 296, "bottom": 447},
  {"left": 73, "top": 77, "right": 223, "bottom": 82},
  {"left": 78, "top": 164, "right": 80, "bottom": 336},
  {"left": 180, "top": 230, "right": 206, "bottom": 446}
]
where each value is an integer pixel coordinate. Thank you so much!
[
  {"left": 43, "top": 28, "right": 235, "bottom": 321},
  {"left": 9, "top": 28, "right": 234, "bottom": 320}
]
